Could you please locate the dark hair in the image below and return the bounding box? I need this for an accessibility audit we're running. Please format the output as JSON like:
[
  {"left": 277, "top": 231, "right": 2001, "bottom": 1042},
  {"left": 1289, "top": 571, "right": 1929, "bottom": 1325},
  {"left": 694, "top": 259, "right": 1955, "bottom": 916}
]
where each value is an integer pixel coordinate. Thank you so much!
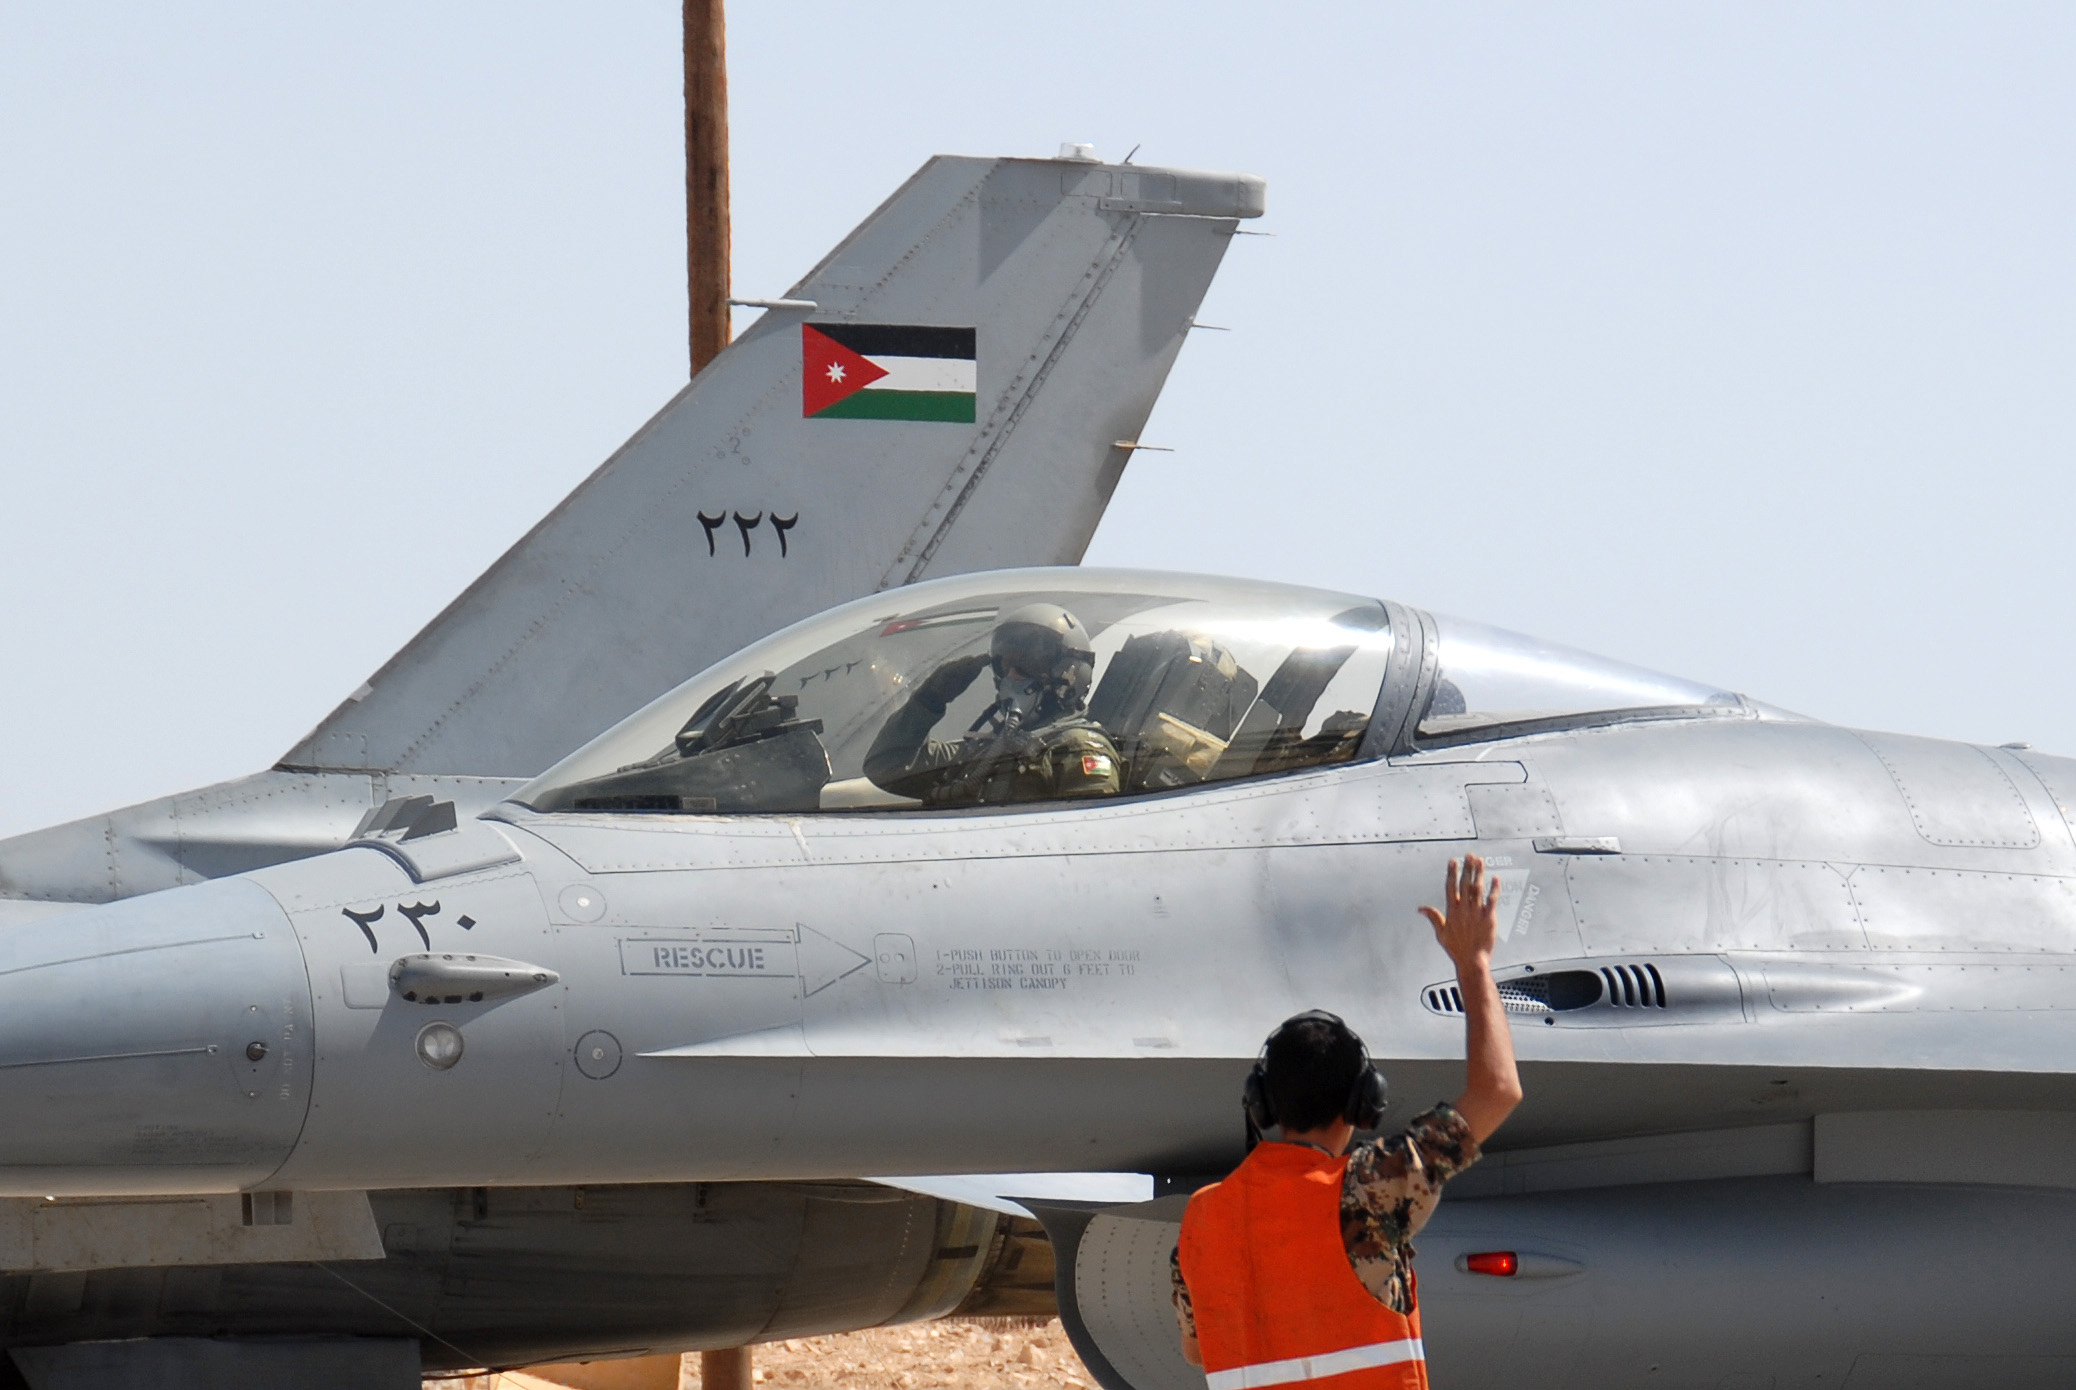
[{"left": 1262, "top": 1014, "right": 1367, "bottom": 1133}]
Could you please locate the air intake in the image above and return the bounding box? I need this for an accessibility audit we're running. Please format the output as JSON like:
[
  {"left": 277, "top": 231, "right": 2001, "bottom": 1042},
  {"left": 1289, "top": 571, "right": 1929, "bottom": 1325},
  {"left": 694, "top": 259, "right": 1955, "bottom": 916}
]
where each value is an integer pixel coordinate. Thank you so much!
[{"left": 1421, "top": 956, "right": 1744, "bottom": 1028}]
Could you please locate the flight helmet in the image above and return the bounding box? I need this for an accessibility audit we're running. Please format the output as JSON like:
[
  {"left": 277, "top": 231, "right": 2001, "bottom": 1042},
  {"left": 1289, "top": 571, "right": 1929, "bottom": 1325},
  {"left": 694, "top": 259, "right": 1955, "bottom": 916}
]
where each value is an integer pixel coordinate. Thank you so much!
[{"left": 989, "top": 603, "right": 1096, "bottom": 709}]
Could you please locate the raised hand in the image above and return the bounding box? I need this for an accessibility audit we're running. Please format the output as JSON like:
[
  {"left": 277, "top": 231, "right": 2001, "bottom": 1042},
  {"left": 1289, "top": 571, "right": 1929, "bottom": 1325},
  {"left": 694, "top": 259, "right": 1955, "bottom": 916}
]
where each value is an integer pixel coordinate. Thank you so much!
[
  {"left": 1418, "top": 853, "right": 1502, "bottom": 972},
  {"left": 915, "top": 653, "right": 990, "bottom": 713},
  {"left": 1418, "top": 853, "right": 1522, "bottom": 1144}
]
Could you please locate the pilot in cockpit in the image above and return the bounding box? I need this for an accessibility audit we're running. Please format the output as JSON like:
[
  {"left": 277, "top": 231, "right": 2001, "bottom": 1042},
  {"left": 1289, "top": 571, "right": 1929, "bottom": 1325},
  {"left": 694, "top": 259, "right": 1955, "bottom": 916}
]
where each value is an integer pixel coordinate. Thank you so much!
[{"left": 863, "top": 604, "right": 1123, "bottom": 808}]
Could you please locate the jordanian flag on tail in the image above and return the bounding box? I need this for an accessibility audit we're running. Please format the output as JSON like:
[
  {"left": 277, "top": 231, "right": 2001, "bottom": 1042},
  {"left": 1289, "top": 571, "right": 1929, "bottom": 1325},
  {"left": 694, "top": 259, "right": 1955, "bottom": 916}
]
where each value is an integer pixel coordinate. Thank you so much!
[{"left": 802, "top": 324, "right": 977, "bottom": 422}]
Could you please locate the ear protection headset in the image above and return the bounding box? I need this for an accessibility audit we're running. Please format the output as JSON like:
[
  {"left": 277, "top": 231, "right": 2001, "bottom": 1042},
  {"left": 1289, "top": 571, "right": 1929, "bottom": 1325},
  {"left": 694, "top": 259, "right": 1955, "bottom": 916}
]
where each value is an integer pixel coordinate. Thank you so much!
[{"left": 1242, "top": 1010, "right": 1389, "bottom": 1149}]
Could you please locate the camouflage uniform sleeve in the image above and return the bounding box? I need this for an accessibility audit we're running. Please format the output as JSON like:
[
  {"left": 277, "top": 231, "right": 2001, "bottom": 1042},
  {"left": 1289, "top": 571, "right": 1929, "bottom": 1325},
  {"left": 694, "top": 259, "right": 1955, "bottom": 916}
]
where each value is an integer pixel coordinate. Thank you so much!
[
  {"left": 1170, "top": 1241, "right": 1196, "bottom": 1337},
  {"left": 862, "top": 696, "right": 972, "bottom": 799},
  {"left": 1045, "top": 726, "right": 1122, "bottom": 798},
  {"left": 1340, "top": 1103, "right": 1481, "bottom": 1313}
]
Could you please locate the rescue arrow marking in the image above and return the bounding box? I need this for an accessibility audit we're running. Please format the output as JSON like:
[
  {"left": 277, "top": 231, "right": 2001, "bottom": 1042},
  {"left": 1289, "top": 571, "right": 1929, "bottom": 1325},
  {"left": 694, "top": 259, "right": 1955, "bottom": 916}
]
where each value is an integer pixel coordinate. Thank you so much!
[{"left": 797, "top": 924, "right": 872, "bottom": 997}]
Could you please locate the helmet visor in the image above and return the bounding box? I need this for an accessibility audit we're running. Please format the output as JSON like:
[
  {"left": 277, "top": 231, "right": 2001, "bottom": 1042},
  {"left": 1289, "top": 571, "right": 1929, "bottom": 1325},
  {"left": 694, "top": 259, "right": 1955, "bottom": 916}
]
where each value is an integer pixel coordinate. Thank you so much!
[{"left": 990, "top": 622, "right": 1062, "bottom": 679}]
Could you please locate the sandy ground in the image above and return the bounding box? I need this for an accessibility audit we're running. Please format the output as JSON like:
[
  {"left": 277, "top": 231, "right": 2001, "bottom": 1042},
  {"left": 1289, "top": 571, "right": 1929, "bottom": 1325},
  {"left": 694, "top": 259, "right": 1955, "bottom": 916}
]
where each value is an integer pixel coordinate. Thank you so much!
[{"left": 432, "top": 1319, "right": 1093, "bottom": 1390}]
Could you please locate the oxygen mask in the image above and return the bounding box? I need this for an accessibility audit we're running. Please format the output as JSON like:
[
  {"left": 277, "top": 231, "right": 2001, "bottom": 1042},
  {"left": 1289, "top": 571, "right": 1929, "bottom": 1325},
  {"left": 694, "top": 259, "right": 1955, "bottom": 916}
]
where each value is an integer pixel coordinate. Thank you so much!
[{"left": 991, "top": 670, "right": 1049, "bottom": 727}]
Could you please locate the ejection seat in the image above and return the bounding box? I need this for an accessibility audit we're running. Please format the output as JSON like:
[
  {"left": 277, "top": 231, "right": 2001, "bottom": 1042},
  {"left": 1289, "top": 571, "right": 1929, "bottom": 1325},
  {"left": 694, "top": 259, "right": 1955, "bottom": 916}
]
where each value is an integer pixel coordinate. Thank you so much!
[
  {"left": 1087, "top": 628, "right": 1382, "bottom": 793},
  {"left": 1085, "top": 632, "right": 1259, "bottom": 792}
]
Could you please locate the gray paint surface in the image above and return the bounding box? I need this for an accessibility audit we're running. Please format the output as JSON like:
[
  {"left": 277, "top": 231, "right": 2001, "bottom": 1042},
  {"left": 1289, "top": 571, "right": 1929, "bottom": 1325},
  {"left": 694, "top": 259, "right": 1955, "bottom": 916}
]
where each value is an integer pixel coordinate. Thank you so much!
[
  {"left": 0, "top": 878, "right": 309, "bottom": 1196},
  {"left": 1414, "top": 1176, "right": 2076, "bottom": 1390}
]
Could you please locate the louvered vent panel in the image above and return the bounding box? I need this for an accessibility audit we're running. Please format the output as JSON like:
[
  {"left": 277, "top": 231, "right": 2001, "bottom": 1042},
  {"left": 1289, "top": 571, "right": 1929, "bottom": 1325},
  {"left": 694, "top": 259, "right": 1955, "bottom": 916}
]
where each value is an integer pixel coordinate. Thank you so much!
[
  {"left": 1422, "top": 984, "right": 1466, "bottom": 1016},
  {"left": 1596, "top": 963, "right": 1668, "bottom": 1008}
]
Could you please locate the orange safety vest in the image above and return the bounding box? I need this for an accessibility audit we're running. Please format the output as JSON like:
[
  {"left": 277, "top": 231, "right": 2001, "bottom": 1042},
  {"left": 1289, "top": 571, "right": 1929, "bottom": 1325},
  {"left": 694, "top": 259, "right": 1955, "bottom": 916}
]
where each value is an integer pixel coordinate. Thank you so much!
[{"left": 1178, "top": 1141, "right": 1428, "bottom": 1390}]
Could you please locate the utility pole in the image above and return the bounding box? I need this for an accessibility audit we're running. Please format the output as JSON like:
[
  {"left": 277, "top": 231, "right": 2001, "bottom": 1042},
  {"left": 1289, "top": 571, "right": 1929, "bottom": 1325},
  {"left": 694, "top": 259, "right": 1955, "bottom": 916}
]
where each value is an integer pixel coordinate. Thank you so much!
[
  {"left": 684, "top": 0, "right": 730, "bottom": 376},
  {"left": 688, "top": 2, "right": 746, "bottom": 1382}
]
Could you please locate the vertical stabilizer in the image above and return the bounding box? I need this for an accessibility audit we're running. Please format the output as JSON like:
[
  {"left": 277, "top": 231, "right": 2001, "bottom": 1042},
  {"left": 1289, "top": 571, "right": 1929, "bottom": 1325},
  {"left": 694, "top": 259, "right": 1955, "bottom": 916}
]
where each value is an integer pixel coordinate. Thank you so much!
[{"left": 283, "top": 154, "right": 1263, "bottom": 778}]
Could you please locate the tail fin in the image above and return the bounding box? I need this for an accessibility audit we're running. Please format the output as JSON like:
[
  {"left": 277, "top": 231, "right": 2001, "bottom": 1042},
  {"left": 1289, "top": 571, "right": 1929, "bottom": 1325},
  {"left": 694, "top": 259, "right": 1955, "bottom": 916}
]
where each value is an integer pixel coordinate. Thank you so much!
[{"left": 283, "top": 154, "right": 1264, "bottom": 779}]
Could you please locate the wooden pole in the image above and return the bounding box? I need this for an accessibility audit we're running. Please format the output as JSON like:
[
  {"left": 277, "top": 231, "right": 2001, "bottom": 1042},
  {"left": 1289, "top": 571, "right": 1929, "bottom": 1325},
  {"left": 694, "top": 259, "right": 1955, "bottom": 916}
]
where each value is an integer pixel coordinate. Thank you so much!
[
  {"left": 684, "top": 0, "right": 731, "bottom": 377},
  {"left": 700, "top": 1347, "right": 753, "bottom": 1390}
]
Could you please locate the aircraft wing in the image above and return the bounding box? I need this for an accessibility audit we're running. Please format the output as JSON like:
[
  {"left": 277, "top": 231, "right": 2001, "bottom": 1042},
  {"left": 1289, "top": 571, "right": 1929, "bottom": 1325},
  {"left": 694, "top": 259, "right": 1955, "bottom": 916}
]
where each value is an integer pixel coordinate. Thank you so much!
[{"left": 281, "top": 154, "right": 1264, "bottom": 780}]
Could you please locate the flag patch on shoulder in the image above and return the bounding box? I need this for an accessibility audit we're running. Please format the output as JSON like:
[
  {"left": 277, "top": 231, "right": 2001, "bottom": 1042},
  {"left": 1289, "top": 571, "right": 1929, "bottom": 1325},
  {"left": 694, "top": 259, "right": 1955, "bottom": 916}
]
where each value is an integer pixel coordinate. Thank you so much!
[{"left": 803, "top": 324, "right": 976, "bottom": 422}]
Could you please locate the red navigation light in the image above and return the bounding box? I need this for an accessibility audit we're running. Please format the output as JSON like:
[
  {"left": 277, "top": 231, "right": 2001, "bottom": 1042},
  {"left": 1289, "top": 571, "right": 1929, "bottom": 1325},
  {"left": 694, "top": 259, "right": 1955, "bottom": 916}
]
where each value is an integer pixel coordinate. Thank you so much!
[{"left": 1464, "top": 1251, "right": 1518, "bottom": 1277}]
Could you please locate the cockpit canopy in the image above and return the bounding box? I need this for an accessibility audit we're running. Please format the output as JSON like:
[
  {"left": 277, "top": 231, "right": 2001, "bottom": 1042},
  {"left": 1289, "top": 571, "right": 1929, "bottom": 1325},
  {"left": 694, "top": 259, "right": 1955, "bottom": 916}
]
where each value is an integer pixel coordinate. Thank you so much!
[
  {"left": 1417, "top": 613, "right": 1742, "bottom": 746},
  {"left": 518, "top": 571, "right": 1392, "bottom": 815},
  {"left": 513, "top": 568, "right": 1746, "bottom": 817}
]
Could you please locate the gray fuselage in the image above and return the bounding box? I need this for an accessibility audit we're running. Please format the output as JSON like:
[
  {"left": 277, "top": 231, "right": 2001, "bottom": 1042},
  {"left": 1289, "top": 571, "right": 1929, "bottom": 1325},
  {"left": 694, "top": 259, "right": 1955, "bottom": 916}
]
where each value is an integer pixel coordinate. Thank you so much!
[{"left": 5, "top": 712, "right": 2072, "bottom": 1194}]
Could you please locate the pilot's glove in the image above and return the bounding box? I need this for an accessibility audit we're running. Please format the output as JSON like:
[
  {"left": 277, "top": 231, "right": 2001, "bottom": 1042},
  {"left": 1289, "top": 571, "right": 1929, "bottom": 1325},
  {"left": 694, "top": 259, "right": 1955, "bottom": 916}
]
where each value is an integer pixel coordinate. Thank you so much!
[{"left": 915, "top": 654, "right": 989, "bottom": 713}]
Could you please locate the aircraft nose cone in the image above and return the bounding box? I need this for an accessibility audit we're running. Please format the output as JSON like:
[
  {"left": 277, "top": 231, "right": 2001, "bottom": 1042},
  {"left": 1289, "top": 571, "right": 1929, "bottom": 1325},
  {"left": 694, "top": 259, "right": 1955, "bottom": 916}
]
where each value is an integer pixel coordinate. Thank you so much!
[{"left": 0, "top": 877, "right": 312, "bottom": 1196}]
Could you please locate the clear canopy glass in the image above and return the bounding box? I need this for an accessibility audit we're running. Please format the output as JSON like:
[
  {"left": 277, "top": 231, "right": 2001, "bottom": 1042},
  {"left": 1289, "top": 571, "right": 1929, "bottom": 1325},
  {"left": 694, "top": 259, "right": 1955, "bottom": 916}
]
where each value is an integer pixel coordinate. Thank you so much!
[
  {"left": 1416, "top": 614, "right": 1742, "bottom": 744},
  {"left": 516, "top": 569, "right": 1395, "bottom": 816}
]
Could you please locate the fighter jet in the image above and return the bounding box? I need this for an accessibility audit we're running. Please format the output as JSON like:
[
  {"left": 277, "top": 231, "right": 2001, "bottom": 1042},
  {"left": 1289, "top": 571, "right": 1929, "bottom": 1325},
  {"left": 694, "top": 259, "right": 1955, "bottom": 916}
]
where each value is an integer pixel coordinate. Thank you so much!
[{"left": 6, "top": 161, "right": 2075, "bottom": 1390}]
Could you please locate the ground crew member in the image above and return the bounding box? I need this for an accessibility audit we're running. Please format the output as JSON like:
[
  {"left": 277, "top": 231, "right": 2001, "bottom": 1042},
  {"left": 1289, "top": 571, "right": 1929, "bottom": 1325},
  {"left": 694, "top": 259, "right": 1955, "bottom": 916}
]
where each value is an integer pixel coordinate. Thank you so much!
[
  {"left": 863, "top": 603, "right": 1122, "bottom": 807},
  {"left": 1173, "top": 854, "right": 1522, "bottom": 1389}
]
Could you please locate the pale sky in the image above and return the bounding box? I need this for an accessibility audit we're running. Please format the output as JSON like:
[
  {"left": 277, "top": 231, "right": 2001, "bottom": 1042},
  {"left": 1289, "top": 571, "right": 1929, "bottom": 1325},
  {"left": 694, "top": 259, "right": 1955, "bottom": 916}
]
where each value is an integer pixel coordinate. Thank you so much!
[{"left": 4, "top": 4, "right": 2075, "bottom": 838}]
